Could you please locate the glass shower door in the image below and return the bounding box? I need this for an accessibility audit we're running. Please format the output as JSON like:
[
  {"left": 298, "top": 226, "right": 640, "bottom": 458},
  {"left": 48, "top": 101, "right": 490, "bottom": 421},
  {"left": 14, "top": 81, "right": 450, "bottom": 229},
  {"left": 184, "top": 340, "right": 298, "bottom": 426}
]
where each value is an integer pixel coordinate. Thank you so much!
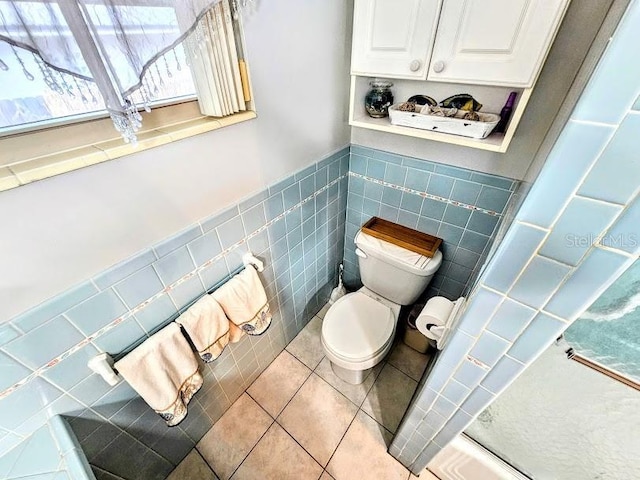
[{"left": 465, "top": 260, "right": 640, "bottom": 480}]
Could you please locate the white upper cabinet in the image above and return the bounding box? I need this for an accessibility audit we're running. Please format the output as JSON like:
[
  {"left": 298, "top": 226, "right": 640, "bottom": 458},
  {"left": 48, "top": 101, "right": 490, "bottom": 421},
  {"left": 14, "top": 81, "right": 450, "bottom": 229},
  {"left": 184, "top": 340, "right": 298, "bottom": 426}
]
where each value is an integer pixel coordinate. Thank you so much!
[
  {"left": 427, "top": 0, "right": 569, "bottom": 87},
  {"left": 351, "top": 0, "right": 442, "bottom": 79}
]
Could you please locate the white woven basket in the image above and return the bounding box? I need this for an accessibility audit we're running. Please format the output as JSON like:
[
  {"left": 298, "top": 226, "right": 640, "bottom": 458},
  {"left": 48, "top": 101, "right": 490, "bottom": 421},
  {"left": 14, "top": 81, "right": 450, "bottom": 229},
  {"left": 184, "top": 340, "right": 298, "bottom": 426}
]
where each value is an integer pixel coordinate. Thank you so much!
[{"left": 389, "top": 105, "right": 500, "bottom": 139}]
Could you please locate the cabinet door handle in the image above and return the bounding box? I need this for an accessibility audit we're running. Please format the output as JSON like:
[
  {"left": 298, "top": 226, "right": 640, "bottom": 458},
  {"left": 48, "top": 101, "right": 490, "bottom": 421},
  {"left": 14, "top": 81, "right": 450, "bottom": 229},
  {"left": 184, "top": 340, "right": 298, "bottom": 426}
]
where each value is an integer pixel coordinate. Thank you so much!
[
  {"left": 409, "top": 59, "right": 422, "bottom": 72},
  {"left": 432, "top": 60, "right": 445, "bottom": 73}
]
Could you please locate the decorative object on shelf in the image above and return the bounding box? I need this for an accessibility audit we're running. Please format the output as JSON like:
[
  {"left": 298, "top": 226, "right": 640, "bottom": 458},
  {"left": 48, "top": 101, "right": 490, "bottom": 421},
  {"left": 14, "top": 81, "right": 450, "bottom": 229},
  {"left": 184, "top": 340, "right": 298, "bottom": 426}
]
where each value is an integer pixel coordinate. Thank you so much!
[
  {"left": 463, "top": 111, "right": 480, "bottom": 121},
  {"left": 407, "top": 94, "right": 437, "bottom": 107},
  {"left": 494, "top": 91, "right": 518, "bottom": 134},
  {"left": 440, "top": 93, "right": 483, "bottom": 112},
  {"left": 364, "top": 79, "right": 394, "bottom": 118},
  {"left": 389, "top": 104, "right": 500, "bottom": 139},
  {"left": 424, "top": 105, "right": 458, "bottom": 117},
  {"left": 398, "top": 102, "right": 417, "bottom": 112},
  {"left": 398, "top": 94, "right": 438, "bottom": 113}
]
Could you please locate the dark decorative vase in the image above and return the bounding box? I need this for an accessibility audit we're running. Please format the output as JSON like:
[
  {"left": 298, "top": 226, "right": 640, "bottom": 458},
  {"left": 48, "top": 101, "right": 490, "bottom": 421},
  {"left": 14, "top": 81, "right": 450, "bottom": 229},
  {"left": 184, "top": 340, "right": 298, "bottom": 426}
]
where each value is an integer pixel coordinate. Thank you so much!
[{"left": 365, "top": 79, "right": 394, "bottom": 118}]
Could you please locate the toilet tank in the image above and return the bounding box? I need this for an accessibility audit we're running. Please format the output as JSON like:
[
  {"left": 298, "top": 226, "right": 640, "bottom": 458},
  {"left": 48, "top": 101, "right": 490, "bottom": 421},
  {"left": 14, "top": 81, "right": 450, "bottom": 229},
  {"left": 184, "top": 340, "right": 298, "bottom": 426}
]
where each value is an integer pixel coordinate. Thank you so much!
[{"left": 355, "top": 231, "right": 443, "bottom": 305}]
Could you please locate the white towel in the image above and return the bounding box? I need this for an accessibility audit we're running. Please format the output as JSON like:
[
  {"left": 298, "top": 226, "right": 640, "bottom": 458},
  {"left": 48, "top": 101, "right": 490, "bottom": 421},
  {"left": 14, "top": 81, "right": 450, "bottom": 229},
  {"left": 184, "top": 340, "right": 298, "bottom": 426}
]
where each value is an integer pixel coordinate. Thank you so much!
[
  {"left": 213, "top": 266, "right": 271, "bottom": 335},
  {"left": 355, "top": 231, "right": 433, "bottom": 269},
  {"left": 114, "top": 323, "right": 203, "bottom": 426},
  {"left": 175, "top": 295, "right": 230, "bottom": 363}
]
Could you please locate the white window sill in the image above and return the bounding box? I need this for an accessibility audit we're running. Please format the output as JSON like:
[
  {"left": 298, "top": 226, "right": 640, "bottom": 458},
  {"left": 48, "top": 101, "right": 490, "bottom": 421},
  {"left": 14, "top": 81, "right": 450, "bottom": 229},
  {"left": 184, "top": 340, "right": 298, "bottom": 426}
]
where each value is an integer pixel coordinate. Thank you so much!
[{"left": 0, "top": 101, "right": 256, "bottom": 192}]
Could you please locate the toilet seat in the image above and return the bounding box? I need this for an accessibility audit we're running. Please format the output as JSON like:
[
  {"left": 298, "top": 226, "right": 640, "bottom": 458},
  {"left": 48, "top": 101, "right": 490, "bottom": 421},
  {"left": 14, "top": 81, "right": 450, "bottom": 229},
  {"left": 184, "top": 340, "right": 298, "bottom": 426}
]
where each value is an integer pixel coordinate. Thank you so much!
[{"left": 322, "top": 291, "right": 395, "bottom": 362}]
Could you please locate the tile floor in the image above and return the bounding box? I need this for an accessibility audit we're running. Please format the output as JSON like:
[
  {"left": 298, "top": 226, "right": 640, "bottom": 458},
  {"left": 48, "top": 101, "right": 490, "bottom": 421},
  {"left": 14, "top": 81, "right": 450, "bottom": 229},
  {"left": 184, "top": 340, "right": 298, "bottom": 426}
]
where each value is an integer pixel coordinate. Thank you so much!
[{"left": 167, "top": 306, "right": 438, "bottom": 480}]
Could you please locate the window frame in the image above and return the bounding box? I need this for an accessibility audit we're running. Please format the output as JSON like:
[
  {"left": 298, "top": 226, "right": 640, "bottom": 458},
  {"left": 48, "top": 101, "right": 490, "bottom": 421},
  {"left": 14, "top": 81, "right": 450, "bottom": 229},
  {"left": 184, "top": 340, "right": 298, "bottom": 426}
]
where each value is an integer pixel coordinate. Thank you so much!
[
  {"left": 0, "top": 99, "right": 256, "bottom": 192},
  {"left": 569, "top": 351, "right": 640, "bottom": 392},
  {"left": 0, "top": 93, "right": 198, "bottom": 138},
  {"left": 0, "top": 1, "right": 256, "bottom": 192}
]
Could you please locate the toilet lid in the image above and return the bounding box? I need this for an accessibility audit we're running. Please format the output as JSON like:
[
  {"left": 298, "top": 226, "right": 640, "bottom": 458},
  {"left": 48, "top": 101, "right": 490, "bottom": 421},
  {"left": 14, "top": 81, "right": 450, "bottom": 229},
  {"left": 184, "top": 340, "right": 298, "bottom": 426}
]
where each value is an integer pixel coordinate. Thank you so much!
[{"left": 322, "top": 292, "right": 394, "bottom": 361}]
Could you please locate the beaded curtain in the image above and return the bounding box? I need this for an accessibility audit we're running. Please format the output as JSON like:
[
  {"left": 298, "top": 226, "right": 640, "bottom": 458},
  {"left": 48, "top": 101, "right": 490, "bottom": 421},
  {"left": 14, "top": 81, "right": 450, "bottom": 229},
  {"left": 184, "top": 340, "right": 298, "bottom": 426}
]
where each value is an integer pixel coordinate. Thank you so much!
[{"left": 0, "top": 0, "right": 253, "bottom": 142}]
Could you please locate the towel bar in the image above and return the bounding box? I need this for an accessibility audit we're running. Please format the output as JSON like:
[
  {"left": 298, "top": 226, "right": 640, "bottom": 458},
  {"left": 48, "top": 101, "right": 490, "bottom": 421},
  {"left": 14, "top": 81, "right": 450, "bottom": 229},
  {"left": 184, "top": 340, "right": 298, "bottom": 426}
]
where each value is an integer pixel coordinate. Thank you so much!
[
  {"left": 242, "top": 252, "right": 264, "bottom": 272},
  {"left": 88, "top": 250, "right": 266, "bottom": 385}
]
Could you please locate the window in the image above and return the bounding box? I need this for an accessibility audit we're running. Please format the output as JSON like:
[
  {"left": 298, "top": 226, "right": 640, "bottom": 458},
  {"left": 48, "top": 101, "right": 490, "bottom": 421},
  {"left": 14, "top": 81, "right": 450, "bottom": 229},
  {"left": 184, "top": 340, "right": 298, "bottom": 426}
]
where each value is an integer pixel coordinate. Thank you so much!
[
  {"left": 0, "top": 0, "right": 255, "bottom": 190},
  {"left": 0, "top": 40, "right": 196, "bottom": 134}
]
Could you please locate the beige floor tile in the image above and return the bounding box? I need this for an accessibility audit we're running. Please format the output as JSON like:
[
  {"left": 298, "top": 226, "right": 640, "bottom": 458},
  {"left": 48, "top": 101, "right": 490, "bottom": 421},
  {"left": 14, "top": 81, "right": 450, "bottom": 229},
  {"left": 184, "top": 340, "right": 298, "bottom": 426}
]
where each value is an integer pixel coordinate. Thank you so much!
[
  {"left": 361, "top": 364, "right": 418, "bottom": 434},
  {"left": 387, "top": 341, "right": 432, "bottom": 382},
  {"left": 410, "top": 469, "right": 439, "bottom": 479},
  {"left": 278, "top": 374, "right": 358, "bottom": 466},
  {"left": 247, "top": 350, "right": 312, "bottom": 417},
  {"left": 314, "top": 356, "right": 383, "bottom": 406},
  {"left": 317, "top": 302, "right": 331, "bottom": 319},
  {"left": 197, "top": 393, "right": 273, "bottom": 480},
  {"left": 286, "top": 316, "right": 325, "bottom": 369},
  {"left": 167, "top": 450, "right": 219, "bottom": 480},
  {"left": 326, "top": 410, "right": 410, "bottom": 480},
  {"left": 230, "top": 423, "right": 323, "bottom": 480}
]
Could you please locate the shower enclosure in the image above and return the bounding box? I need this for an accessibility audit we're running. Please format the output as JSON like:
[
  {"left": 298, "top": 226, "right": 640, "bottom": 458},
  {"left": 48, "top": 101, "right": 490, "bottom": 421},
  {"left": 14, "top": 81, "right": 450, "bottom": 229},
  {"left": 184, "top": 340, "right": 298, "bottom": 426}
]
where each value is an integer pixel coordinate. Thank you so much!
[{"left": 464, "top": 259, "right": 640, "bottom": 480}]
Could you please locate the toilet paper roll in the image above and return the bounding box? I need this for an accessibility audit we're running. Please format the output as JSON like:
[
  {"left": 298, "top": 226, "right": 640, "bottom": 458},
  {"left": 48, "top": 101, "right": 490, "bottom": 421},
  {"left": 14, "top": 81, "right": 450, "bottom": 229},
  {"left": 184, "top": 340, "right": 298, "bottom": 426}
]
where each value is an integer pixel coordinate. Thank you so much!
[{"left": 415, "top": 296, "right": 454, "bottom": 340}]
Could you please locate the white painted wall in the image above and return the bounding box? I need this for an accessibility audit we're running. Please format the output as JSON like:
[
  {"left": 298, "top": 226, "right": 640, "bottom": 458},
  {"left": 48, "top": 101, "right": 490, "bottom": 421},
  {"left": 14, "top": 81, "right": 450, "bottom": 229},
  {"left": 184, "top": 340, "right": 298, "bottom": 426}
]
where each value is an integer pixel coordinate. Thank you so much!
[
  {"left": 0, "top": 0, "right": 353, "bottom": 321},
  {"left": 352, "top": 0, "right": 611, "bottom": 180}
]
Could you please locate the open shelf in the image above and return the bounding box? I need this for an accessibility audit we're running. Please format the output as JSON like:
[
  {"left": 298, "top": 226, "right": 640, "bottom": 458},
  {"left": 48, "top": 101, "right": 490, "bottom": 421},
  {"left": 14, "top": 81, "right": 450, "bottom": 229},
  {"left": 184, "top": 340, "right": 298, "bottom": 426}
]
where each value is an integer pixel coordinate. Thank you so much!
[
  {"left": 350, "top": 113, "right": 507, "bottom": 152},
  {"left": 348, "top": 76, "right": 530, "bottom": 153}
]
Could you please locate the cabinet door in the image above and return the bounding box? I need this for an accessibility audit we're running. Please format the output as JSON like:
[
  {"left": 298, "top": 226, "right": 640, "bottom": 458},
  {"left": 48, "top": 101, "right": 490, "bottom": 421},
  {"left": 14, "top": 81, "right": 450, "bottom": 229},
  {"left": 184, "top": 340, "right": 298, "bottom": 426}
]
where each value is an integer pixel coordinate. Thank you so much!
[
  {"left": 427, "top": 0, "right": 569, "bottom": 87},
  {"left": 351, "top": 0, "right": 442, "bottom": 79}
]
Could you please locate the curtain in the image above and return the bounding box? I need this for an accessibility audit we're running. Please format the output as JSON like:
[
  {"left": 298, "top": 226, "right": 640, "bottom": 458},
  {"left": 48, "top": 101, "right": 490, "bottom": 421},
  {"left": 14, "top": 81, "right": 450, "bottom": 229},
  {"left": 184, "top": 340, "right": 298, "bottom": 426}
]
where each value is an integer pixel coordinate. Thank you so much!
[
  {"left": 184, "top": 1, "right": 246, "bottom": 117},
  {"left": 0, "top": 0, "right": 251, "bottom": 142}
]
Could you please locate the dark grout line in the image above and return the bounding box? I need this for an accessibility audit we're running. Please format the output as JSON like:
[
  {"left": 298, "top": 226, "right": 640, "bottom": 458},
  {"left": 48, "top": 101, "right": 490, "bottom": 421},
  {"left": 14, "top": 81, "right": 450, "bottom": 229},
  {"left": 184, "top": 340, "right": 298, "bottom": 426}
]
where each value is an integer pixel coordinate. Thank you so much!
[
  {"left": 91, "top": 465, "right": 128, "bottom": 480},
  {"left": 322, "top": 401, "right": 361, "bottom": 473},
  {"left": 427, "top": 468, "right": 444, "bottom": 480},
  {"left": 246, "top": 358, "right": 313, "bottom": 421},
  {"left": 270, "top": 370, "right": 350, "bottom": 469},
  {"left": 193, "top": 311, "right": 423, "bottom": 480},
  {"left": 357, "top": 361, "right": 387, "bottom": 407},
  {"left": 384, "top": 359, "right": 422, "bottom": 385},
  {"left": 195, "top": 393, "right": 277, "bottom": 480},
  {"left": 192, "top": 447, "right": 221, "bottom": 479},
  {"left": 227, "top": 367, "right": 321, "bottom": 476},
  {"left": 226, "top": 416, "right": 277, "bottom": 479},
  {"left": 359, "top": 407, "right": 395, "bottom": 437},
  {"left": 273, "top": 417, "right": 325, "bottom": 471}
]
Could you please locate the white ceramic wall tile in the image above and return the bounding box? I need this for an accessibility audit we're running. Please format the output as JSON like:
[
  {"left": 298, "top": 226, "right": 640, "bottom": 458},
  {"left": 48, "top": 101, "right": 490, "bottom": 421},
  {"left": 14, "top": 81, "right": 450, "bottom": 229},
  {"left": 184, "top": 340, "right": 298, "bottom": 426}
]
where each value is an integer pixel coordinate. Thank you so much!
[
  {"left": 571, "top": 2, "right": 640, "bottom": 124},
  {"left": 481, "top": 223, "right": 548, "bottom": 293},
  {"left": 516, "top": 121, "right": 615, "bottom": 228}
]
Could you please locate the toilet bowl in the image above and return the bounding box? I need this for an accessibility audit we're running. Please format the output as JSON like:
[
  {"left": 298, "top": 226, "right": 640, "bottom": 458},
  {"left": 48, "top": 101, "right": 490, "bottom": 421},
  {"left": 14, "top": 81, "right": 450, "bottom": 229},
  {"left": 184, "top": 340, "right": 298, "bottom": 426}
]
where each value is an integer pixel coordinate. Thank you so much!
[
  {"left": 322, "top": 288, "right": 400, "bottom": 384},
  {"left": 321, "top": 227, "right": 442, "bottom": 384}
]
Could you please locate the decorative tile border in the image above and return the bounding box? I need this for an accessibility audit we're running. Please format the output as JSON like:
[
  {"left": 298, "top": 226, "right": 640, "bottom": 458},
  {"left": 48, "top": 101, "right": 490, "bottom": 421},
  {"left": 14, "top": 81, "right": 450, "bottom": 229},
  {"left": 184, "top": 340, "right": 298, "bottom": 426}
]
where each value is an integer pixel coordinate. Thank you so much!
[
  {"left": 0, "top": 174, "right": 347, "bottom": 401},
  {"left": 348, "top": 172, "right": 502, "bottom": 218}
]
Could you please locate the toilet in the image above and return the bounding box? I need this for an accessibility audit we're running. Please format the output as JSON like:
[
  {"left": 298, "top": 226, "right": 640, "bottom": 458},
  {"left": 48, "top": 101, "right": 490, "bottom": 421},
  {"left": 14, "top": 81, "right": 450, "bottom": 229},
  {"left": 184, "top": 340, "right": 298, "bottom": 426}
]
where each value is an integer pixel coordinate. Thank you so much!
[{"left": 321, "top": 228, "right": 443, "bottom": 384}]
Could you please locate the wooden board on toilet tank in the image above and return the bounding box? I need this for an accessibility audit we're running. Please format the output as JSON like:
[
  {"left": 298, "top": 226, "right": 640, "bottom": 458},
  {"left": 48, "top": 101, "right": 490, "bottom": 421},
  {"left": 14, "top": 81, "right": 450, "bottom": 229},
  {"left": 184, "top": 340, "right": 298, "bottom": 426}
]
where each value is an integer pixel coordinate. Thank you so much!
[{"left": 361, "top": 217, "right": 442, "bottom": 257}]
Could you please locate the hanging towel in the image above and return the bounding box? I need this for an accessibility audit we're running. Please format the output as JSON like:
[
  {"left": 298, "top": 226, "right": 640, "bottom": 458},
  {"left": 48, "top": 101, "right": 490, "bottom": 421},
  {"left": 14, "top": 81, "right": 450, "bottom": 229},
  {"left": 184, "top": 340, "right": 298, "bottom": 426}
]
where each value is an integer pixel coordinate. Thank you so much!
[
  {"left": 114, "top": 323, "right": 203, "bottom": 426},
  {"left": 175, "top": 295, "right": 230, "bottom": 363},
  {"left": 213, "top": 266, "right": 271, "bottom": 335},
  {"left": 228, "top": 321, "right": 245, "bottom": 343}
]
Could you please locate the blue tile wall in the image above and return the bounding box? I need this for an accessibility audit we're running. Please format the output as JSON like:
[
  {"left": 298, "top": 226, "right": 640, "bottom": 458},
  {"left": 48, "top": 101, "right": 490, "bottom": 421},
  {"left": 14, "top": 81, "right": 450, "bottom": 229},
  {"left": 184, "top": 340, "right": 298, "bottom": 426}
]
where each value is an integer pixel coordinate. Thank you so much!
[
  {"left": 390, "top": 2, "right": 640, "bottom": 473},
  {"left": 0, "top": 425, "right": 67, "bottom": 479},
  {"left": 577, "top": 113, "right": 640, "bottom": 205},
  {"left": 342, "top": 146, "right": 517, "bottom": 301},
  {"left": 0, "top": 147, "right": 349, "bottom": 479},
  {"left": 516, "top": 121, "right": 615, "bottom": 228},
  {"left": 571, "top": 0, "right": 640, "bottom": 125}
]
